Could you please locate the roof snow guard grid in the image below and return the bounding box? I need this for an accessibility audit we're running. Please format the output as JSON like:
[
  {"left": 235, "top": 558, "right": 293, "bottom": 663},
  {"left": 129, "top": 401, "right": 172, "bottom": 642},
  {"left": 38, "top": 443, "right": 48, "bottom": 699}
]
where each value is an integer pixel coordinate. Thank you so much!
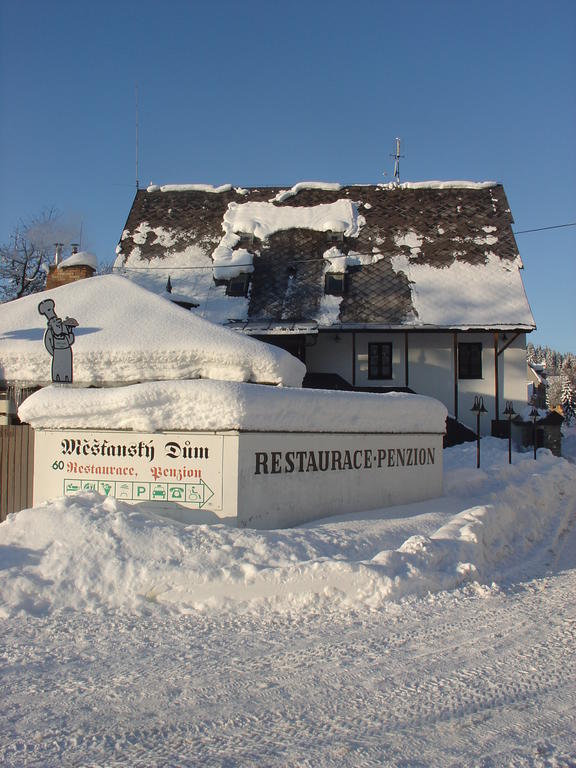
[{"left": 114, "top": 182, "right": 536, "bottom": 332}]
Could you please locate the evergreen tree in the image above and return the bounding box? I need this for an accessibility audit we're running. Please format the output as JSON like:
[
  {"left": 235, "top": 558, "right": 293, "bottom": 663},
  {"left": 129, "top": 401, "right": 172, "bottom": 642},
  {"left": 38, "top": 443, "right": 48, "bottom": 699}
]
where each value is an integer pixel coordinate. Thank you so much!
[{"left": 561, "top": 376, "right": 576, "bottom": 425}]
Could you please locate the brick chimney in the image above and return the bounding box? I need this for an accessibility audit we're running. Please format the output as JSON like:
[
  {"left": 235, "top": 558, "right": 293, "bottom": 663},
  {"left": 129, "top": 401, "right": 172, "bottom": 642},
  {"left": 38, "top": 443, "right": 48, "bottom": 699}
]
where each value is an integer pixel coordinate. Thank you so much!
[{"left": 46, "top": 246, "right": 97, "bottom": 290}]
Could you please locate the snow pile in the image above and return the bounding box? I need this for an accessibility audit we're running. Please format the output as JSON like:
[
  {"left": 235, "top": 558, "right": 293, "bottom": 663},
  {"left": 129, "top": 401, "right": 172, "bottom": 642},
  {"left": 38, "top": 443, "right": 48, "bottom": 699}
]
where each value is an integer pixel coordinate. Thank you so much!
[
  {"left": 206, "top": 198, "right": 366, "bottom": 293},
  {"left": 321, "top": 246, "right": 383, "bottom": 274},
  {"left": 379, "top": 180, "right": 498, "bottom": 190},
  {"left": 18, "top": 380, "right": 447, "bottom": 433},
  {"left": 211, "top": 246, "right": 254, "bottom": 280},
  {"left": 0, "top": 439, "right": 574, "bottom": 617},
  {"left": 147, "top": 183, "right": 233, "bottom": 193},
  {"left": 57, "top": 251, "right": 98, "bottom": 270},
  {"left": 0, "top": 275, "right": 305, "bottom": 387},
  {"left": 221, "top": 199, "right": 365, "bottom": 241},
  {"left": 271, "top": 181, "right": 342, "bottom": 202}
]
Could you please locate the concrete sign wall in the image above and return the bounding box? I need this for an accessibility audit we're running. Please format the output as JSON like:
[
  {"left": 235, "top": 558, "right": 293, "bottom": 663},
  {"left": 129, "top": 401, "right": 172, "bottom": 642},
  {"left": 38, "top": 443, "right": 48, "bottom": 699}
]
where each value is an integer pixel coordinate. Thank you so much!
[
  {"left": 237, "top": 432, "right": 443, "bottom": 529},
  {"left": 33, "top": 428, "right": 444, "bottom": 529}
]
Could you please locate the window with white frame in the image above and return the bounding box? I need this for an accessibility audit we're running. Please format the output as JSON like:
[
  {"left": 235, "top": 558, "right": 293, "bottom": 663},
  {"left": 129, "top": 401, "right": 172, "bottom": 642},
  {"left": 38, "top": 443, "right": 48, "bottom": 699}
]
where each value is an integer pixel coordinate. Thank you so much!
[{"left": 368, "top": 342, "right": 393, "bottom": 379}]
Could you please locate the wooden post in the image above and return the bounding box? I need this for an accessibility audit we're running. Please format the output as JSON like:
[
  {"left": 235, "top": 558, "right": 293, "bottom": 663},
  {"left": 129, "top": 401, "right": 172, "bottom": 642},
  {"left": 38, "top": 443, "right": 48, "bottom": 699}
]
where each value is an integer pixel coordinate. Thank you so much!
[
  {"left": 404, "top": 332, "right": 409, "bottom": 389},
  {"left": 494, "top": 332, "right": 500, "bottom": 423},
  {"left": 453, "top": 332, "right": 459, "bottom": 421},
  {"left": 352, "top": 332, "right": 356, "bottom": 387}
]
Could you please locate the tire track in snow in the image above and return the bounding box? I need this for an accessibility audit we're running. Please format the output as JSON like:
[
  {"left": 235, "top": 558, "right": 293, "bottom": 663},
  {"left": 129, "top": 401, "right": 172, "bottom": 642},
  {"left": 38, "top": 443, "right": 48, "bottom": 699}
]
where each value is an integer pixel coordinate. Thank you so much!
[{"left": 2, "top": 574, "right": 575, "bottom": 767}]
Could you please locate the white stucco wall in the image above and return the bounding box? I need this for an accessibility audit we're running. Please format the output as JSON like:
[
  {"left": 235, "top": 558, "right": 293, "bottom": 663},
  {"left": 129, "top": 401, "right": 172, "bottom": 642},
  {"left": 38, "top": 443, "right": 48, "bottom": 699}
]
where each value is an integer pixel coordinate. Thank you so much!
[
  {"left": 306, "top": 333, "right": 354, "bottom": 382},
  {"left": 306, "top": 330, "right": 530, "bottom": 436},
  {"left": 407, "top": 333, "right": 453, "bottom": 409}
]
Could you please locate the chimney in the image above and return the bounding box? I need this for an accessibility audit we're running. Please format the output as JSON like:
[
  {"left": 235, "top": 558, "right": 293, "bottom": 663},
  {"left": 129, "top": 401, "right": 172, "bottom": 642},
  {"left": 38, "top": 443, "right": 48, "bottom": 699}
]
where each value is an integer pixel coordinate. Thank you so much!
[
  {"left": 54, "top": 243, "right": 64, "bottom": 266},
  {"left": 46, "top": 247, "right": 97, "bottom": 290}
]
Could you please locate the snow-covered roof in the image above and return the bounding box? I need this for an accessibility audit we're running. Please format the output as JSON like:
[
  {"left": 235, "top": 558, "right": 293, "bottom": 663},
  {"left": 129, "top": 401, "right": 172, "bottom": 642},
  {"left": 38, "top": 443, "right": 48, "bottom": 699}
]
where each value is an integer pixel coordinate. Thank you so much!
[
  {"left": 114, "top": 182, "right": 536, "bottom": 332},
  {"left": 19, "top": 380, "right": 448, "bottom": 433},
  {"left": 0, "top": 275, "right": 305, "bottom": 388}
]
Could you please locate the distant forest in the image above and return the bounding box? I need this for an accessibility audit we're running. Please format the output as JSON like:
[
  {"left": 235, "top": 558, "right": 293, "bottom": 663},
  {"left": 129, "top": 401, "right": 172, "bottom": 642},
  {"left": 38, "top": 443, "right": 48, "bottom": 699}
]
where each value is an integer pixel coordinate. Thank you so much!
[
  {"left": 527, "top": 344, "right": 575, "bottom": 377},
  {"left": 527, "top": 343, "right": 576, "bottom": 420}
]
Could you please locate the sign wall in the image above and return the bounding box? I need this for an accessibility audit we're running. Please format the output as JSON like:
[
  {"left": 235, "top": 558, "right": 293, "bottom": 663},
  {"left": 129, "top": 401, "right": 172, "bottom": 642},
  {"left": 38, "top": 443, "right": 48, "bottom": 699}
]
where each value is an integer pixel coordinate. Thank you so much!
[
  {"left": 34, "top": 430, "right": 225, "bottom": 512},
  {"left": 33, "top": 428, "right": 444, "bottom": 529}
]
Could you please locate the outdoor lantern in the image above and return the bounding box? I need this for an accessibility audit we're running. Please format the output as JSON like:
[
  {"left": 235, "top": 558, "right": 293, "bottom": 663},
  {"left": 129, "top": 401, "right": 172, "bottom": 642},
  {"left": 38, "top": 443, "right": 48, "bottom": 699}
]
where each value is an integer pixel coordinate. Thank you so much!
[
  {"left": 503, "top": 401, "right": 516, "bottom": 464},
  {"left": 470, "top": 396, "right": 488, "bottom": 468}
]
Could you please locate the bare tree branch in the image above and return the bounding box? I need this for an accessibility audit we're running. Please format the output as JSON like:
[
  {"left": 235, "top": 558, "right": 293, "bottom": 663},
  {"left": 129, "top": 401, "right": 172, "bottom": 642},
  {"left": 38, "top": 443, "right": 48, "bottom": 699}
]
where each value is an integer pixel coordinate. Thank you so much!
[{"left": 0, "top": 209, "right": 69, "bottom": 301}]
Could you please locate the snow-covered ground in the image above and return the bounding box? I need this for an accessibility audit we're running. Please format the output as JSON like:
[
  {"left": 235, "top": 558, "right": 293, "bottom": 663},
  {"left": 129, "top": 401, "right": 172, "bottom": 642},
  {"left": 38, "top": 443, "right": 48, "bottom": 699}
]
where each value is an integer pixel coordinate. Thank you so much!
[{"left": 1, "top": 436, "right": 575, "bottom": 766}]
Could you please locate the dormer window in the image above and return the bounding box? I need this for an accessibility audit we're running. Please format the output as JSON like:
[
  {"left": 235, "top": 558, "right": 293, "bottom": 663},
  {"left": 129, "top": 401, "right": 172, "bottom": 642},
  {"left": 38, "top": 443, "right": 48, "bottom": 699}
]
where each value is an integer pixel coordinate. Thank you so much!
[
  {"left": 226, "top": 273, "right": 251, "bottom": 297},
  {"left": 325, "top": 273, "right": 347, "bottom": 296},
  {"left": 326, "top": 230, "right": 344, "bottom": 243},
  {"left": 236, "top": 231, "right": 254, "bottom": 246}
]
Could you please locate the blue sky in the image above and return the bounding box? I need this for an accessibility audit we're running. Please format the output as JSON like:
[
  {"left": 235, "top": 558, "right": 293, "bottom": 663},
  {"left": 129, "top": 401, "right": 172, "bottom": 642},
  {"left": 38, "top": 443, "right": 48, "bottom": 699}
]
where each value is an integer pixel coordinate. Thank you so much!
[{"left": 1, "top": 0, "right": 574, "bottom": 352}]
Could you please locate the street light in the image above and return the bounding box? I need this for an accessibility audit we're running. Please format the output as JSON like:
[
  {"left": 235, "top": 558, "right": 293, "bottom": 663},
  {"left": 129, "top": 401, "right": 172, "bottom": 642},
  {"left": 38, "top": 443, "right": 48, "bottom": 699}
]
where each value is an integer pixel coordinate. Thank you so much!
[
  {"left": 503, "top": 401, "right": 516, "bottom": 464},
  {"left": 529, "top": 407, "right": 540, "bottom": 460},
  {"left": 471, "top": 396, "right": 488, "bottom": 468}
]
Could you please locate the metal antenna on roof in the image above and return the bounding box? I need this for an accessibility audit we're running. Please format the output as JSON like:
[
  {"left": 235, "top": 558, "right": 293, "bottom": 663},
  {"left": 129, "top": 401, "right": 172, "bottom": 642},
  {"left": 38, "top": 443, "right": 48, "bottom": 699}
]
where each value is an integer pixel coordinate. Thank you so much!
[
  {"left": 391, "top": 137, "right": 404, "bottom": 184},
  {"left": 135, "top": 85, "right": 140, "bottom": 190}
]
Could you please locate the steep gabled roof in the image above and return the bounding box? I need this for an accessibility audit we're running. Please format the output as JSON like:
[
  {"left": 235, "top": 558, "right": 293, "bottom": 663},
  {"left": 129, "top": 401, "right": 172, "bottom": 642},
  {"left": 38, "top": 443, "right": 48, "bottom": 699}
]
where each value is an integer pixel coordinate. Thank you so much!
[{"left": 114, "top": 181, "right": 536, "bottom": 332}]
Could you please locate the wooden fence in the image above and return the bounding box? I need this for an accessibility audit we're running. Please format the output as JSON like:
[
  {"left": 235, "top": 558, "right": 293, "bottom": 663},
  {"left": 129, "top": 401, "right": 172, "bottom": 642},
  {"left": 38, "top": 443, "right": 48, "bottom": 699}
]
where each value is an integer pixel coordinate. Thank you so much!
[{"left": 0, "top": 425, "right": 35, "bottom": 522}]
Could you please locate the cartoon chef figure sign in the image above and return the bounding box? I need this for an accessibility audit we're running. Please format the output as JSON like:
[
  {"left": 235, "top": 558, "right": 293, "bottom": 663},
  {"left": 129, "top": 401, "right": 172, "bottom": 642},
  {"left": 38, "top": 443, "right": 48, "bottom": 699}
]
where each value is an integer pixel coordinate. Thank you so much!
[{"left": 38, "top": 298, "right": 79, "bottom": 383}]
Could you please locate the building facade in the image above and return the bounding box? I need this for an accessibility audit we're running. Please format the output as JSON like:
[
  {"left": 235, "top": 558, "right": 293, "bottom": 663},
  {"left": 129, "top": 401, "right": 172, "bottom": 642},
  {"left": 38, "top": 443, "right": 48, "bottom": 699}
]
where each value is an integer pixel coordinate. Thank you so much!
[{"left": 115, "top": 180, "right": 536, "bottom": 436}]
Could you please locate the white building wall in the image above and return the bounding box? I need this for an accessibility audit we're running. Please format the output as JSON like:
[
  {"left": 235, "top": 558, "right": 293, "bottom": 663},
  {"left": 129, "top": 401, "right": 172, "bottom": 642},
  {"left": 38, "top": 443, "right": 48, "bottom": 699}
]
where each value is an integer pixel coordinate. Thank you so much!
[
  {"left": 306, "top": 333, "right": 354, "bottom": 382},
  {"left": 408, "top": 333, "right": 453, "bottom": 411},
  {"left": 455, "top": 331, "right": 495, "bottom": 433},
  {"left": 305, "top": 330, "right": 530, "bottom": 437},
  {"left": 501, "top": 334, "right": 530, "bottom": 407}
]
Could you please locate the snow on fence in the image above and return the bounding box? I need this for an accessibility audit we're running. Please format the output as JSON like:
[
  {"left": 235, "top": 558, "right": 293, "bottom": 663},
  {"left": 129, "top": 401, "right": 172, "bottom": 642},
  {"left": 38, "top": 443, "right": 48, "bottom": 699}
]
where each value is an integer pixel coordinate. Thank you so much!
[{"left": 0, "top": 425, "right": 35, "bottom": 522}]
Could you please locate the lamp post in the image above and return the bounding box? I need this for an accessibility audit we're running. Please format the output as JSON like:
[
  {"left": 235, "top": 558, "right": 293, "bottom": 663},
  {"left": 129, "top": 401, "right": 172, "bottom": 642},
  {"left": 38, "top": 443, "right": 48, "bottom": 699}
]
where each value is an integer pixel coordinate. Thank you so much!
[
  {"left": 529, "top": 407, "right": 539, "bottom": 460},
  {"left": 503, "top": 401, "right": 516, "bottom": 464},
  {"left": 471, "top": 396, "right": 488, "bottom": 468}
]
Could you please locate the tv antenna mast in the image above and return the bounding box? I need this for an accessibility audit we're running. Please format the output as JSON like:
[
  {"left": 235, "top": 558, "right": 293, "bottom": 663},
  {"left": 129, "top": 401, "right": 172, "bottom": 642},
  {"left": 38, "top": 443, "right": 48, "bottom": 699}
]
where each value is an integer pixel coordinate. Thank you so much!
[
  {"left": 135, "top": 85, "right": 140, "bottom": 190},
  {"left": 390, "top": 137, "right": 404, "bottom": 184}
]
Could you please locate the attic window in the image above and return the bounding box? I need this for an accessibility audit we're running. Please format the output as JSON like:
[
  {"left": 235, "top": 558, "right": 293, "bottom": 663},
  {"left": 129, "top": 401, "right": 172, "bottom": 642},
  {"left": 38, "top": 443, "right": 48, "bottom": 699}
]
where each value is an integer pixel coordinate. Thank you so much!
[
  {"left": 326, "top": 230, "right": 344, "bottom": 242},
  {"left": 325, "top": 273, "right": 347, "bottom": 296},
  {"left": 226, "top": 273, "right": 251, "bottom": 297}
]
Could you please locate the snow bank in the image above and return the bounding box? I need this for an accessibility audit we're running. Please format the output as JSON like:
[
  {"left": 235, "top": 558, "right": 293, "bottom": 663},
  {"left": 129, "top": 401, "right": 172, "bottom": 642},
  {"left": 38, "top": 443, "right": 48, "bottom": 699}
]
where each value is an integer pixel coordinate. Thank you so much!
[
  {"left": 1, "top": 439, "right": 574, "bottom": 617},
  {"left": 18, "top": 380, "right": 447, "bottom": 433},
  {"left": 0, "top": 275, "right": 305, "bottom": 387}
]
